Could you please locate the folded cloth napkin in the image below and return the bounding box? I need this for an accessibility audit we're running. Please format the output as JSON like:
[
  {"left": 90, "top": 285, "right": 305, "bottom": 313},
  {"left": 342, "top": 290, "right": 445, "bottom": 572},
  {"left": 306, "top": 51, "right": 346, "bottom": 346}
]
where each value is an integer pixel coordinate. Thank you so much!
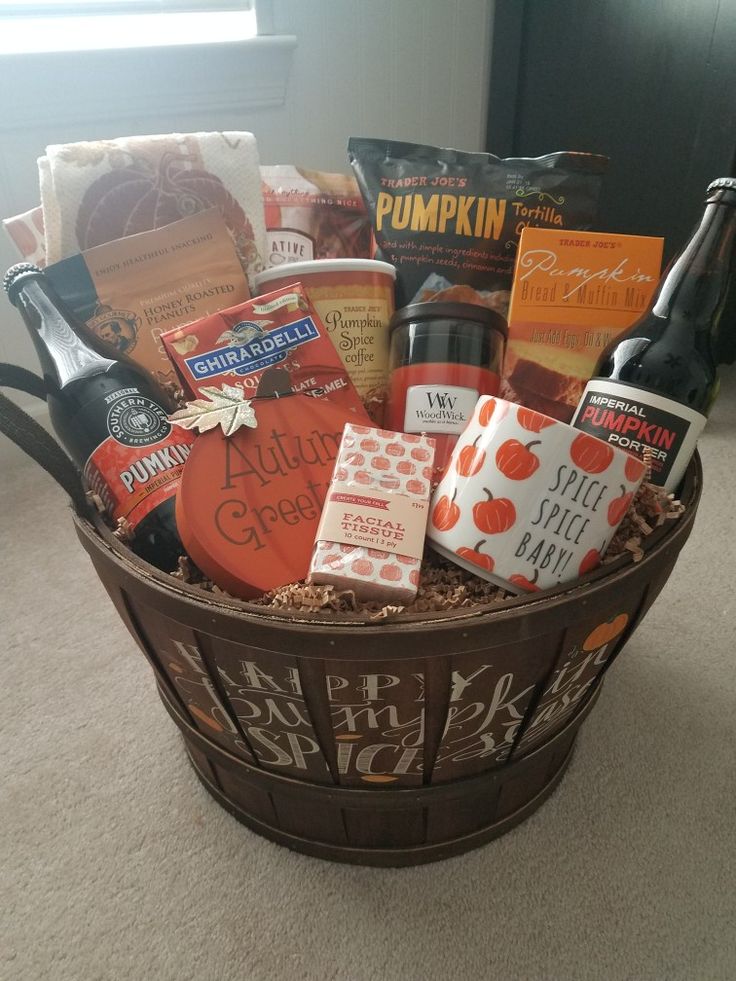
[
  {"left": 39, "top": 131, "right": 267, "bottom": 288},
  {"left": 2, "top": 205, "right": 46, "bottom": 266}
]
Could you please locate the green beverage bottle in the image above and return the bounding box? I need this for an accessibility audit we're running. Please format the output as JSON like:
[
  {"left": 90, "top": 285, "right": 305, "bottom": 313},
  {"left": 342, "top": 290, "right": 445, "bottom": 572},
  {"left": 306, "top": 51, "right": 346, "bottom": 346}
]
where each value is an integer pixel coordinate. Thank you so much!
[{"left": 572, "top": 177, "right": 736, "bottom": 490}]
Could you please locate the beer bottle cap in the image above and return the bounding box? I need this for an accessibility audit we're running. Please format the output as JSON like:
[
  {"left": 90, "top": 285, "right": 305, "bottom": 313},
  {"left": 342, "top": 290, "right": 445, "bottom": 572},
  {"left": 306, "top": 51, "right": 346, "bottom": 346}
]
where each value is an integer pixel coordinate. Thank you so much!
[
  {"left": 707, "top": 177, "right": 736, "bottom": 194},
  {"left": 3, "top": 262, "right": 43, "bottom": 304}
]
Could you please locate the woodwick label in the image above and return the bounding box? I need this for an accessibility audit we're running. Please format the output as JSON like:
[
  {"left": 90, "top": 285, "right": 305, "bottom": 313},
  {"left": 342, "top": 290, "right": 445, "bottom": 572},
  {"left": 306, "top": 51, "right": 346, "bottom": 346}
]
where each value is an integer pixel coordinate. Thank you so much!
[{"left": 404, "top": 384, "right": 480, "bottom": 434}]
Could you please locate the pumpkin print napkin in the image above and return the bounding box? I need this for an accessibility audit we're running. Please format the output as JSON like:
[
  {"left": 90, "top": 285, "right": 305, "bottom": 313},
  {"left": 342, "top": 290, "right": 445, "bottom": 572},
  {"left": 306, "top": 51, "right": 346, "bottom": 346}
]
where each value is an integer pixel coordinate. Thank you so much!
[
  {"left": 38, "top": 132, "right": 267, "bottom": 289},
  {"left": 2, "top": 205, "right": 46, "bottom": 266}
]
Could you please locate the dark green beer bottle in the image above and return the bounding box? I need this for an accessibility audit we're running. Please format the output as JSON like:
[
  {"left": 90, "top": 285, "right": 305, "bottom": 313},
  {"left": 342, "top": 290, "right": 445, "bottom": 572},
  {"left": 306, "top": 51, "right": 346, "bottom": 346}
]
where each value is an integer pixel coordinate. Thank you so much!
[{"left": 572, "top": 177, "right": 736, "bottom": 490}]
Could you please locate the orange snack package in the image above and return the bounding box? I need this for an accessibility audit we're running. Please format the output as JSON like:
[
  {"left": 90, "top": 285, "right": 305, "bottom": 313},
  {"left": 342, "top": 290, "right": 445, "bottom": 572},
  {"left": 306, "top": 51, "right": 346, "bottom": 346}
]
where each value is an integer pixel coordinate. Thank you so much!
[{"left": 501, "top": 227, "right": 664, "bottom": 421}]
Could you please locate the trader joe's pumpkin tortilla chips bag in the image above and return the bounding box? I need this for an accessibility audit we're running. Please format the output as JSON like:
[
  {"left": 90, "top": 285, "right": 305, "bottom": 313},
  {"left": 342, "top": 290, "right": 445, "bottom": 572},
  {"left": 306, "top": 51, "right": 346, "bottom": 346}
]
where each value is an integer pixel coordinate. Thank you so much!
[{"left": 349, "top": 138, "right": 608, "bottom": 314}]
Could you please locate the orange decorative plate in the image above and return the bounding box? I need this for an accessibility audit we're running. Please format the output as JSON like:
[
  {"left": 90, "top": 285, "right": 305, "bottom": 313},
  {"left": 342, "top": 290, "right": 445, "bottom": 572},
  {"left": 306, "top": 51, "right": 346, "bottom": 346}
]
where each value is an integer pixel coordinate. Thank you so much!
[{"left": 176, "top": 393, "right": 368, "bottom": 598}]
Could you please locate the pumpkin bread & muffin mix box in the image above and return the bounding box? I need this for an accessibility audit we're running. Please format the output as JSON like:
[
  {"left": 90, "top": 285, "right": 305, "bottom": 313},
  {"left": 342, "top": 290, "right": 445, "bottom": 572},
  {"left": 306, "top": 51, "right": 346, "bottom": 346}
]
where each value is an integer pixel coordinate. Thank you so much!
[{"left": 500, "top": 227, "right": 663, "bottom": 421}]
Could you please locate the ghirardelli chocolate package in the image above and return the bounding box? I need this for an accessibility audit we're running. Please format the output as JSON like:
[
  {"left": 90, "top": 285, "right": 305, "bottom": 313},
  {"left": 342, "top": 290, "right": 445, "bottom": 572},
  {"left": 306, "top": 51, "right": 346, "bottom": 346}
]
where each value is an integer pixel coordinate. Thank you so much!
[
  {"left": 349, "top": 138, "right": 608, "bottom": 315},
  {"left": 44, "top": 209, "right": 250, "bottom": 388},
  {"left": 161, "top": 282, "right": 369, "bottom": 420}
]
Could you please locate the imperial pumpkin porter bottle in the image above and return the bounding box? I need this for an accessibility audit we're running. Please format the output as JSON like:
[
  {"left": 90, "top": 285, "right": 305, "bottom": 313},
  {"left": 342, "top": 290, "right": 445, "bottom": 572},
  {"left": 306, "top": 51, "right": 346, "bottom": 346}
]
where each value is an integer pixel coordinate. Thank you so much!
[
  {"left": 3, "top": 263, "right": 193, "bottom": 571},
  {"left": 571, "top": 177, "right": 736, "bottom": 491}
]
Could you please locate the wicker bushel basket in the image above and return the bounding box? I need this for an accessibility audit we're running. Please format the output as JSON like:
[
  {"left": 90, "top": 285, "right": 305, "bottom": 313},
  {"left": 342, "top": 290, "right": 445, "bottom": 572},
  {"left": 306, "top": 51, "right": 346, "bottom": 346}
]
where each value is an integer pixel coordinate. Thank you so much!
[
  {"left": 0, "top": 359, "right": 702, "bottom": 866},
  {"left": 68, "top": 455, "right": 701, "bottom": 867}
]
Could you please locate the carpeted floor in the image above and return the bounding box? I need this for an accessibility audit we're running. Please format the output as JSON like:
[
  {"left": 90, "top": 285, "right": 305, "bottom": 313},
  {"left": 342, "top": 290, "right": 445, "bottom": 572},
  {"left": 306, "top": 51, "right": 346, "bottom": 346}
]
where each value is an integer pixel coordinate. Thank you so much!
[{"left": 2, "top": 375, "right": 735, "bottom": 981}]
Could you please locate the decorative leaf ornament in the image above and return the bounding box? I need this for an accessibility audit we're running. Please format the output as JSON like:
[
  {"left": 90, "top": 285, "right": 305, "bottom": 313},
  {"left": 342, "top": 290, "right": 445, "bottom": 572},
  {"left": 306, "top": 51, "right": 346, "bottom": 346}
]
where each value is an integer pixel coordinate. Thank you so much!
[{"left": 169, "top": 383, "right": 257, "bottom": 436}]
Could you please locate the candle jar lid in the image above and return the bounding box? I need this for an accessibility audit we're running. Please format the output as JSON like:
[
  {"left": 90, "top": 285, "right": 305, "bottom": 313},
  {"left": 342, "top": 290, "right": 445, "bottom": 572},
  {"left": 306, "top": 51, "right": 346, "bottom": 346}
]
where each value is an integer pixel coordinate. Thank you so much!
[{"left": 388, "top": 301, "right": 507, "bottom": 368}]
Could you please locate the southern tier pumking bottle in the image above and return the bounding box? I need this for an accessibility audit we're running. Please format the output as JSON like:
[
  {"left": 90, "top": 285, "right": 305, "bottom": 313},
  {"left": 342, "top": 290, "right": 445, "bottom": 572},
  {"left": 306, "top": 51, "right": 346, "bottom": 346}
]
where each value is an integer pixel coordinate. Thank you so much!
[
  {"left": 572, "top": 177, "right": 736, "bottom": 491},
  {"left": 3, "top": 263, "right": 193, "bottom": 571}
]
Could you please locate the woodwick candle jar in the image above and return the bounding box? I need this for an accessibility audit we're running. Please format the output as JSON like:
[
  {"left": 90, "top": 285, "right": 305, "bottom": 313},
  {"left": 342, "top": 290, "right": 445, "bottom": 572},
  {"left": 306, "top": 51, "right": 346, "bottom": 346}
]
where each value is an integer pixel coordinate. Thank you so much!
[{"left": 385, "top": 302, "right": 508, "bottom": 476}]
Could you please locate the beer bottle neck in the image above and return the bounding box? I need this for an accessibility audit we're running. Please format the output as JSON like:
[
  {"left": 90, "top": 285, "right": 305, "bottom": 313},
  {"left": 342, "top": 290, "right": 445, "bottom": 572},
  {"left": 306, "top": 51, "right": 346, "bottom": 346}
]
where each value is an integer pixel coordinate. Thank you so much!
[
  {"left": 15, "top": 276, "right": 115, "bottom": 390},
  {"left": 652, "top": 196, "right": 736, "bottom": 336}
]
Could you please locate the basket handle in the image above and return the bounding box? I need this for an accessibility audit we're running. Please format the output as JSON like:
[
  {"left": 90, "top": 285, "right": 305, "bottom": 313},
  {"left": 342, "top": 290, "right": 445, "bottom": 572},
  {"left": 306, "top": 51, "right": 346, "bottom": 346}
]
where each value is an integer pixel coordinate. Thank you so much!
[{"left": 0, "top": 362, "right": 88, "bottom": 513}]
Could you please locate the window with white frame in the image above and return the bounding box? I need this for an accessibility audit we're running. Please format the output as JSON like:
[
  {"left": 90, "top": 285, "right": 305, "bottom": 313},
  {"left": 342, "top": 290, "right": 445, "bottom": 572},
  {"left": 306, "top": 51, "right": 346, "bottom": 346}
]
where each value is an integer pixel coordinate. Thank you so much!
[
  {"left": 0, "top": 1, "right": 258, "bottom": 54},
  {"left": 0, "top": 2, "right": 254, "bottom": 12}
]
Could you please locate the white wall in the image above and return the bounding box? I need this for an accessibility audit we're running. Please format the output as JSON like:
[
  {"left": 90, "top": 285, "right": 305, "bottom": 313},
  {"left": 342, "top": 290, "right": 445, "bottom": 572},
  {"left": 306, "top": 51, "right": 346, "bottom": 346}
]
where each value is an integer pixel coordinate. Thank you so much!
[
  {"left": 0, "top": 0, "right": 493, "bottom": 438},
  {"left": 266, "top": 0, "right": 493, "bottom": 170}
]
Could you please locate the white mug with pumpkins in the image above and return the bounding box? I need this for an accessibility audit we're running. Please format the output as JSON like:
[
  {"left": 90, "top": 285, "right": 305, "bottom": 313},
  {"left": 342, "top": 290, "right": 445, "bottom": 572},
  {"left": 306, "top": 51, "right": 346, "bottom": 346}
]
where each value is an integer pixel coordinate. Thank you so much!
[{"left": 426, "top": 396, "right": 647, "bottom": 594}]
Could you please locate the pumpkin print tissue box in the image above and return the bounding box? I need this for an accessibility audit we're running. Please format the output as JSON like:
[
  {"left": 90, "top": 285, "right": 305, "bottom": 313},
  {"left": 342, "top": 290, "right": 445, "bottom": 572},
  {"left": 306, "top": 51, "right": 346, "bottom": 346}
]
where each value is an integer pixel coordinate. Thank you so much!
[
  {"left": 426, "top": 397, "right": 646, "bottom": 594},
  {"left": 308, "top": 425, "right": 435, "bottom": 604}
]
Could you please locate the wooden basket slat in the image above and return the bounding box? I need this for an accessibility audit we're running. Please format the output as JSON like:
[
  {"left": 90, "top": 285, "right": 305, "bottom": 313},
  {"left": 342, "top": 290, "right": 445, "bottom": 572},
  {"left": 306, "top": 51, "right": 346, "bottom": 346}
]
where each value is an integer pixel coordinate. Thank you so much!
[
  {"left": 132, "top": 601, "right": 257, "bottom": 762},
  {"left": 194, "top": 634, "right": 333, "bottom": 785},
  {"left": 423, "top": 784, "right": 501, "bottom": 844},
  {"left": 184, "top": 745, "right": 220, "bottom": 792},
  {"left": 421, "top": 653, "right": 453, "bottom": 783},
  {"left": 294, "top": 657, "right": 343, "bottom": 785},
  {"left": 431, "top": 628, "right": 566, "bottom": 782},
  {"left": 495, "top": 731, "right": 576, "bottom": 822},
  {"left": 209, "top": 765, "right": 280, "bottom": 829},
  {"left": 512, "top": 568, "right": 656, "bottom": 756},
  {"left": 341, "top": 806, "right": 427, "bottom": 850},
  {"left": 321, "top": 655, "right": 426, "bottom": 787},
  {"left": 269, "top": 793, "right": 350, "bottom": 847},
  {"left": 192, "top": 629, "right": 262, "bottom": 766}
]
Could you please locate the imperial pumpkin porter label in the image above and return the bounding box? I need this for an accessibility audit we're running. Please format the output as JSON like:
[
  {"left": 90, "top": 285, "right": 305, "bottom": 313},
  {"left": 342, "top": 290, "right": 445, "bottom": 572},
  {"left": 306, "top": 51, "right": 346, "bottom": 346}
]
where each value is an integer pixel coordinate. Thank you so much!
[{"left": 572, "top": 378, "right": 705, "bottom": 491}]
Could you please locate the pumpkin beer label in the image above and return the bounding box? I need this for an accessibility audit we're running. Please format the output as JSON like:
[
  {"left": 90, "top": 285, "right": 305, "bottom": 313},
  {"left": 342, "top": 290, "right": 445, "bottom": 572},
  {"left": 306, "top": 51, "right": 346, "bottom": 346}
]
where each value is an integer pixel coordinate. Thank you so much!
[
  {"left": 83, "top": 384, "right": 194, "bottom": 528},
  {"left": 572, "top": 378, "right": 706, "bottom": 492},
  {"left": 106, "top": 391, "right": 171, "bottom": 446}
]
